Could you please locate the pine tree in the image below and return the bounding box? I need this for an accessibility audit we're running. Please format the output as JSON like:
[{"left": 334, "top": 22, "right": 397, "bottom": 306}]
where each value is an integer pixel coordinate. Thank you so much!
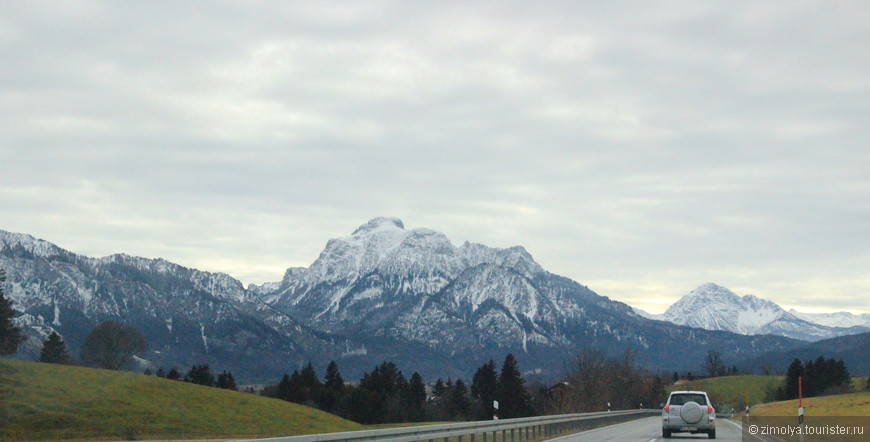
[
  {"left": 319, "top": 361, "right": 345, "bottom": 412},
  {"left": 448, "top": 379, "right": 470, "bottom": 420},
  {"left": 358, "top": 361, "right": 409, "bottom": 423},
  {"left": 0, "top": 269, "right": 24, "bottom": 355},
  {"left": 433, "top": 378, "right": 447, "bottom": 398},
  {"left": 325, "top": 361, "right": 344, "bottom": 391},
  {"left": 471, "top": 360, "right": 498, "bottom": 420},
  {"left": 166, "top": 368, "right": 181, "bottom": 380},
  {"left": 406, "top": 372, "right": 426, "bottom": 422},
  {"left": 217, "top": 371, "right": 237, "bottom": 390},
  {"left": 298, "top": 363, "right": 323, "bottom": 405},
  {"left": 277, "top": 374, "right": 292, "bottom": 401},
  {"left": 497, "top": 354, "right": 532, "bottom": 418},
  {"left": 185, "top": 364, "right": 215, "bottom": 387},
  {"left": 784, "top": 359, "right": 804, "bottom": 399},
  {"left": 39, "top": 331, "right": 74, "bottom": 364}
]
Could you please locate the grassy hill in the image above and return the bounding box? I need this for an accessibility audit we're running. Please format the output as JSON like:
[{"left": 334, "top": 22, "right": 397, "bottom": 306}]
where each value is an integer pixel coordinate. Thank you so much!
[
  {"left": 0, "top": 359, "right": 364, "bottom": 440},
  {"left": 750, "top": 391, "right": 870, "bottom": 416},
  {"left": 666, "top": 375, "right": 784, "bottom": 410}
]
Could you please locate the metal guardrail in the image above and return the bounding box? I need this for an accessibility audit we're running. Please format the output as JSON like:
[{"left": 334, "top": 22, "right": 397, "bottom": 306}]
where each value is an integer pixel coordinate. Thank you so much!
[{"left": 237, "top": 409, "right": 659, "bottom": 442}]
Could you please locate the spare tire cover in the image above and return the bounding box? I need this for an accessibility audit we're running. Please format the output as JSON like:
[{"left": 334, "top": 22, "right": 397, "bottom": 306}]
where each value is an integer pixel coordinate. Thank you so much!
[{"left": 680, "top": 401, "right": 703, "bottom": 424}]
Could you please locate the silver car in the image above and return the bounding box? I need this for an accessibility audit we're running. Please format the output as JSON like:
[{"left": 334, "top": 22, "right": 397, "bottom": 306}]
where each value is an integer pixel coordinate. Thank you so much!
[{"left": 662, "top": 390, "right": 716, "bottom": 439}]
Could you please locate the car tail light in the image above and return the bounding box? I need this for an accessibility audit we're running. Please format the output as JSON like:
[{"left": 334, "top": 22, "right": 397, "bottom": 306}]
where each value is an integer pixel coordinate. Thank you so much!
[
  {"left": 707, "top": 405, "right": 713, "bottom": 413},
  {"left": 664, "top": 405, "right": 670, "bottom": 412}
]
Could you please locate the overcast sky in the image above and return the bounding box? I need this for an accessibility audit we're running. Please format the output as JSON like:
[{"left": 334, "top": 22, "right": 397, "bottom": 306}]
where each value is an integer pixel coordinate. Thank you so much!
[{"left": 2, "top": 1, "right": 868, "bottom": 314}]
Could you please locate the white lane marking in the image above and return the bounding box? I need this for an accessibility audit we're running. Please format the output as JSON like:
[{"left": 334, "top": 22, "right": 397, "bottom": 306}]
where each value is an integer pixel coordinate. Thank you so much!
[{"left": 725, "top": 419, "right": 743, "bottom": 431}]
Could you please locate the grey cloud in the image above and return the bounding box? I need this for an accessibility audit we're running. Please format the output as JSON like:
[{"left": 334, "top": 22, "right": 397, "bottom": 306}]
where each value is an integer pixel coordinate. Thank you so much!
[{"left": 1, "top": 1, "right": 868, "bottom": 312}]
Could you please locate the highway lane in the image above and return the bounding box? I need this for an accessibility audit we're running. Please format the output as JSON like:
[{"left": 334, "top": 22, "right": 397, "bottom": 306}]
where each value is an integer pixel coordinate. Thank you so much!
[{"left": 547, "top": 416, "right": 745, "bottom": 441}]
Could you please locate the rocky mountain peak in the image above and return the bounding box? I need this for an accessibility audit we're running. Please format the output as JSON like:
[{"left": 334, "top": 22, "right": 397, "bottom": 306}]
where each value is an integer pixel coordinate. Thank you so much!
[
  {"left": 656, "top": 283, "right": 867, "bottom": 341},
  {"left": 351, "top": 217, "right": 405, "bottom": 235}
]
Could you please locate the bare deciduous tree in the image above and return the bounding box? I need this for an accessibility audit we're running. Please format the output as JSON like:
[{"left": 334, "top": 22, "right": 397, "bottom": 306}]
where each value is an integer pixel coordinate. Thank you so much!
[{"left": 80, "top": 321, "right": 147, "bottom": 370}]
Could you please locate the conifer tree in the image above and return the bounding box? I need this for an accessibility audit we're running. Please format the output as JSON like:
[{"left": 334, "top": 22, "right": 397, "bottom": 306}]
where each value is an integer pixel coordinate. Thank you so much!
[
  {"left": 325, "top": 361, "right": 344, "bottom": 391},
  {"left": 497, "top": 353, "right": 532, "bottom": 418},
  {"left": 319, "top": 361, "right": 345, "bottom": 412},
  {"left": 185, "top": 364, "right": 215, "bottom": 386},
  {"left": 166, "top": 368, "right": 181, "bottom": 380},
  {"left": 297, "top": 363, "right": 322, "bottom": 405},
  {"left": 277, "top": 374, "right": 292, "bottom": 401},
  {"left": 39, "top": 331, "right": 73, "bottom": 364},
  {"left": 448, "top": 378, "right": 470, "bottom": 420},
  {"left": 217, "top": 370, "right": 237, "bottom": 390},
  {"left": 784, "top": 359, "right": 804, "bottom": 399},
  {"left": 433, "top": 378, "right": 447, "bottom": 398},
  {"left": 0, "top": 269, "right": 24, "bottom": 355},
  {"left": 471, "top": 359, "right": 498, "bottom": 420},
  {"left": 406, "top": 372, "right": 427, "bottom": 421}
]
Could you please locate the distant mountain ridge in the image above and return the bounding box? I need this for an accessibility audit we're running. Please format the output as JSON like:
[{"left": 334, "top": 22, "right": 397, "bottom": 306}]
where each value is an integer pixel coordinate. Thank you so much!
[
  {"left": 2, "top": 220, "right": 805, "bottom": 380},
  {"left": 0, "top": 230, "right": 333, "bottom": 379},
  {"left": 654, "top": 283, "right": 869, "bottom": 341},
  {"left": 789, "top": 309, "right": 870, "bottom": 329}
]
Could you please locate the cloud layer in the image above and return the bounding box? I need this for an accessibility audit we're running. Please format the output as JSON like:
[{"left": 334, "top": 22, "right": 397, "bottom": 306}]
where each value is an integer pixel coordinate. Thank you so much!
[{"left": 2, "top": 1, "right": 868, "bottom": 313}]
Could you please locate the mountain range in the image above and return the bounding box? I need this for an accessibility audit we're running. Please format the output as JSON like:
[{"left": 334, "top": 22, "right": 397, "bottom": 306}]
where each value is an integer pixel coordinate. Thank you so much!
[
  {"left": 638, "top": 283, "right": 870, "bottom": 342},
  {"left": 1, "top": 218, "right": 854, "bottom": 381}
]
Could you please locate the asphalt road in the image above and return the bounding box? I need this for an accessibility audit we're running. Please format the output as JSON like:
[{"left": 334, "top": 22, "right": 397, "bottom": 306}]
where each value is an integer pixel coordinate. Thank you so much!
[{"left": 547, "top": 416, "right": 745, "bottom": 442}]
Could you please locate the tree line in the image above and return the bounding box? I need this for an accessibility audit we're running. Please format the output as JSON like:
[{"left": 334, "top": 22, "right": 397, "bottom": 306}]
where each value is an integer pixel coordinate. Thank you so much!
[
  {"left": 769, "top": 356, "right": 853, "bottom": 401},
  {"left": 262, "top": 354, "right": 535, "bottom": 424}
]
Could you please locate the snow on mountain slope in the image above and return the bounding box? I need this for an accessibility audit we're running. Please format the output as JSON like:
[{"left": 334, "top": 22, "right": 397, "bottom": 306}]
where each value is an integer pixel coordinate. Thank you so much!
[
  {"left": 0, "top": 229, "right": 329, "bottom": 379},
  {"left": 659, "top": 283, "right": 868, "bottom": 341},
  {"left": 789, "top": 309, "right": 870, "bottom": 328},
  {"left": 3, "top": 221, "right": 808, "bottom": 378},
  {"left": 662, "top": 283, "right": 785, "bottom": 334},
  {"left": 263, "top": 217, "right": 549, "bottom": 330},
  {"left": 632, "top": 307, "right": 663, "bottom": 320}
]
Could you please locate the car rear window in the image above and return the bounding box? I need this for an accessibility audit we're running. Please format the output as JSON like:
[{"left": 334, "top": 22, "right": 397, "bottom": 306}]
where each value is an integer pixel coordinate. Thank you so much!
[{"left": 669, "top": 393, "right": 707, "bottom": 405}]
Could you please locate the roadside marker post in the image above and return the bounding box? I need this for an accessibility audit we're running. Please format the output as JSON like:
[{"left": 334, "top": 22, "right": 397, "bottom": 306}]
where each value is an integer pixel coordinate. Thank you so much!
[{"left": 798, "top": 376, "right": 804, "bottom": 425}]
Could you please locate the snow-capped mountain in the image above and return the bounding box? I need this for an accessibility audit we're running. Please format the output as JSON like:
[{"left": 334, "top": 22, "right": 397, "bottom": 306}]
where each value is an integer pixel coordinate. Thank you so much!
[
  {"left": 659, "top": 283, "right": 869, "bottom": 341},
  {"left": 789, "top": 309, "right": 870, "bottom": 329},
  {"left": 2, "top": 220, "right": 806, "bottom": 379},
  {"left": 0, "top": 230, "right": 332, "bottom": 379},
  {"left": 255, "top": 218, "right": 801, "bottom": 374},
  {"left": 261, "top": 217, "right": 562, "bottom": 349}
]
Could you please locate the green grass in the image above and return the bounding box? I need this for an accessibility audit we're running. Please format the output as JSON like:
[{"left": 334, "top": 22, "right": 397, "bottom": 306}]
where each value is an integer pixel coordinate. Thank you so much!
[
  {"left": 751, "top": 391, "right": 870, "bottom": 416},
  {"left": 667, "top": 375, "right": 870, "bottom": 416},
  {"left": 0, "top": 359, "right": 364, "bottom": 440},
  {"left": 666, "top": 375, "right": 784, "bottom": 410}
]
